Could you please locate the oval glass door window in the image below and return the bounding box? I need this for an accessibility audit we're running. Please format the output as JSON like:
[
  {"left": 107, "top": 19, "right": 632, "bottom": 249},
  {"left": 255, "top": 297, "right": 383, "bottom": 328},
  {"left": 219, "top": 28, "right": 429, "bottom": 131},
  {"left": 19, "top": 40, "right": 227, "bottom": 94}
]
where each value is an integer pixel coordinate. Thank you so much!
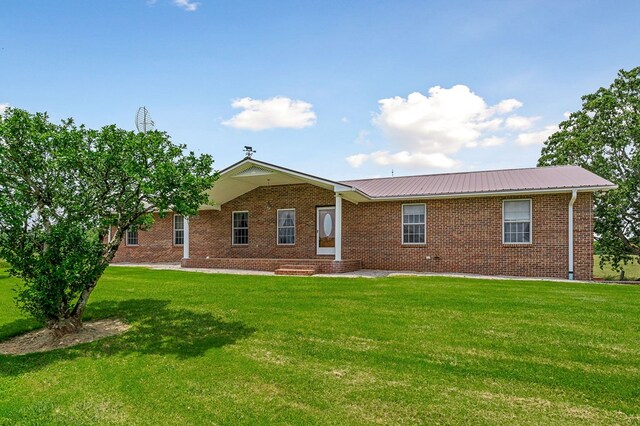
[{"left": 323, "top": 214, "right": 333, "bottom": 237}]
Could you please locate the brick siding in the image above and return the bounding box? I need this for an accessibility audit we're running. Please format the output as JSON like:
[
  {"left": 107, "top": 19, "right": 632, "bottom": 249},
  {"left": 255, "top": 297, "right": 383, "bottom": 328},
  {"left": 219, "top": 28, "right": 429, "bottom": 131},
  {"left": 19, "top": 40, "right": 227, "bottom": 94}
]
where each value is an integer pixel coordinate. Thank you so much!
[{"left": 113, "top": 183, "right": 594, "bottom": 280}]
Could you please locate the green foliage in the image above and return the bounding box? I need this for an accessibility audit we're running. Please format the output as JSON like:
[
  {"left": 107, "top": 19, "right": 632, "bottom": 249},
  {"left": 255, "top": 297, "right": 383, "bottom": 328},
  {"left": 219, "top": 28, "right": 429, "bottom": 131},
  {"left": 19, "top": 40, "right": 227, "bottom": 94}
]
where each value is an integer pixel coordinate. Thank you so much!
[
  {"left": 0, "top": 108, "right": 217, "bottom": 327},
  {"left": 539, "top": 66, "right": 640, "bottom": 271},
  {"left": 594, "top": 255, "right": 640, "bottom": 281}
]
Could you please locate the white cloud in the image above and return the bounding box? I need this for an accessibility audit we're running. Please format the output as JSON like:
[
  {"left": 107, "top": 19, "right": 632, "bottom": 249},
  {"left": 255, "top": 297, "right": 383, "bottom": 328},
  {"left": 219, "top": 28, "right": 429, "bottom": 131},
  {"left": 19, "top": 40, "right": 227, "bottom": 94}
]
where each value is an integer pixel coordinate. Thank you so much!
[
  {"left": 488, "top": 98, "right": 523, "bottom": 115},
  {"left": 347, "top": 151, "right": 458, "bottom": 169},
  {"left": 341, "top": 116, "right": 349, "bottom": 123},
  {"left": 345, "top": 153, "right": 369, "bottom": 168},
  {"left": 222, "top": 96, "right": 316, "bottom": 131},
  {"left": 0, "top": 103, "right": 8, "bottom": 115},
  {"left": 479, "top": 136, "right": 505, "bottom": 147},
  {"left": 373, "top": 85, "right": 527, "bottom": 154},
  {"left": 173, "top": 0, "right": 199, "bottom": 11},
  {"left": 505, "top": 115, "right": 540, "bottom": 130},
  {"left": 516, "top": 124, "right": 558, "bottom": 146},
  {"left": 349, "top": 85, "right": 540, "bottom": 170}
]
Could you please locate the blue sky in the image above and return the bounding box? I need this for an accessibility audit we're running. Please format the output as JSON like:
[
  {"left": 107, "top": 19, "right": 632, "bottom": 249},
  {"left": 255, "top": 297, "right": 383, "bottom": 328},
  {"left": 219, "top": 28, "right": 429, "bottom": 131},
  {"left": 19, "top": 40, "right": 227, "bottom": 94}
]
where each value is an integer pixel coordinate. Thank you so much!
[{"left": 1, "top": 0, "right": 638, "bottom": 180}]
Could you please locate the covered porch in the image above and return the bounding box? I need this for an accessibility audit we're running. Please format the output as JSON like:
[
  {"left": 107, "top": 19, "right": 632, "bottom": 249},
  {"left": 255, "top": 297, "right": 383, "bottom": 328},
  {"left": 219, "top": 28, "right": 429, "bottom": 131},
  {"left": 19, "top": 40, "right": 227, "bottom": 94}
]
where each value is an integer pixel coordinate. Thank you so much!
[{"left": 179, "top": 158, "right": 366, "bottom": 275}]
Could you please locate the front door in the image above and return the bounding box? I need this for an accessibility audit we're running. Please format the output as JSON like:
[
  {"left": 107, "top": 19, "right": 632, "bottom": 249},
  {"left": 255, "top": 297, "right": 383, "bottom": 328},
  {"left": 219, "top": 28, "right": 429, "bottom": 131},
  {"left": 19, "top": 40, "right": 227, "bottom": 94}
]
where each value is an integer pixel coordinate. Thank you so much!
[{"left": 317, "top": 207, "right": 335, "bottom": 255}]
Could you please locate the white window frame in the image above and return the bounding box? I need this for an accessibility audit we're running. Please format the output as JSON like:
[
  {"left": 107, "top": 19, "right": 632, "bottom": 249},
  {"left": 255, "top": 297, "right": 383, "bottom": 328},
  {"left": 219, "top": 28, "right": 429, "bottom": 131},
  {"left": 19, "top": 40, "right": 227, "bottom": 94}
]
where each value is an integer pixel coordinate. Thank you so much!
[
  {"left": 232, "top": 210, "right": 249, "bottom": 246},
  {"left": 276, "top": 208, "right": 296, "bottom": 246},
  {"left": 502, "top": 199, "right": 533, "bottom": 245},
  {"left": 402, "top": 203, "right": 426, "bottom": 245},
  {"left": 126, "top": 227, "right": 139, "bottom": 246},
  {"left": 173, "top": 214, "right": 184, "bottom": 246}
]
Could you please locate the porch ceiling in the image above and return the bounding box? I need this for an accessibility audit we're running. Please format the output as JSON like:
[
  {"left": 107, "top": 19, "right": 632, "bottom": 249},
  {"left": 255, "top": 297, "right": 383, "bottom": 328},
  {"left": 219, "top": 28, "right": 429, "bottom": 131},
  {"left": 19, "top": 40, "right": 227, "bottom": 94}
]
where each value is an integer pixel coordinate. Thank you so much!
[{"left": 203, "top": 159, "right": 365, "bottom": 209}]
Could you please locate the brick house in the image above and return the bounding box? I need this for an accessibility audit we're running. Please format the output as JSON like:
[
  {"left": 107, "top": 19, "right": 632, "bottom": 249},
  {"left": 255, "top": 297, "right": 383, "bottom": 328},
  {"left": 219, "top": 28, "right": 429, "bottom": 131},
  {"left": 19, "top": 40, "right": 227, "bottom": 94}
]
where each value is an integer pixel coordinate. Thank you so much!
[{"left": 112, "top": 158, "right": 615, "bottom": 280}]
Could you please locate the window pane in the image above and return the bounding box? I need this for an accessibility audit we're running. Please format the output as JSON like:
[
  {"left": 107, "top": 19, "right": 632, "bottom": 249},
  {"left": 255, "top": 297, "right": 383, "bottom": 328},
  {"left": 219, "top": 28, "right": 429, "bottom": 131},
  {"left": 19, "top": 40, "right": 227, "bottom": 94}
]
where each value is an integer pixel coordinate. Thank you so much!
[
  {"left": 503, "top": 201, "right": 531, "bottom": 243},
  {"left": 277, "top": 210, "right": 295, "bottom": 244},
  {"left": 504, "top": 200, "right": 530, "bottom": 221},
  {"left": 127, "top": 227, "right": 138, "bottom": 245},
  {"left": 403, "top": 224, "right": 425, "bottom": 244},
  {"left": 174, "top": 230, "right": 184, "bottom": 245},
  {"left": 174, "top": 215, "right": 184, "bottom": 231},
  {"left": 233, "top": 212, "right": 249, "bottom": 244},
  {"left": 402, "top": 205, "right": 426, "bottom": 243},
  {"left": 403, "top": 205, "right": 425, "bottom": 224}
]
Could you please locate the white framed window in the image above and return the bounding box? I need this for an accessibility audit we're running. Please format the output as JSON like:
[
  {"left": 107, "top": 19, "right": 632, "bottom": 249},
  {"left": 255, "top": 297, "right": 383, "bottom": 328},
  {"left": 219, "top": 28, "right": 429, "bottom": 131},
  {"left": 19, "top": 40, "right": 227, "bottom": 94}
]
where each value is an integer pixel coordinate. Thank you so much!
[
  {"left": 402, "top": 204, "right": 426, "bottom": 244},
  {"left": 277, "top": 209, "right": 296, "bottom": 245},
  {"left": 173, "top": 214, "right": 184, "bottom": 245},
  {"left": 232, "top": 211, "right": 249, "bottom": 245},
  {"left": 503, "top": 199, "right": 532, "bottom": 244},
  {"left": 126, "top": 227, "right": 139, "bottom": 246}
]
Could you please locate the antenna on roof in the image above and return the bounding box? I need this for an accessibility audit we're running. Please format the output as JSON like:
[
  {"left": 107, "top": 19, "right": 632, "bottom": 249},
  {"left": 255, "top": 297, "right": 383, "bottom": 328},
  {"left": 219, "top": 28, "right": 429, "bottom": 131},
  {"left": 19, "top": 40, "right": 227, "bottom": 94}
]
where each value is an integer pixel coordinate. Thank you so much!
[
  {"left": 243, "top": 146, "right": 256, "bottom": 158},
  {"left": 391, "top": 169, "right": 394, "bottom": 177},
  {"left": 135, "top": 106, "right": 155, "bottom": 133}
]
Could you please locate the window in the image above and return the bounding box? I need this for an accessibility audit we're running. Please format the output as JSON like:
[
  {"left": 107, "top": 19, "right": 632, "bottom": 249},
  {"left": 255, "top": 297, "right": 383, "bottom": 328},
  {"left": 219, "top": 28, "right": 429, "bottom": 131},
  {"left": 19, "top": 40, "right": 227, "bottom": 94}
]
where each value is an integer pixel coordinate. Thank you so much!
[
  {"left": 277, "top": 209, "right": 295, "bottom": 245},
  {"left": 232, "top": 211, "right": 249, "bottom": 245},
  {"left": 174, "top": 215, "right": 184, "bottom": 245},
  {"left": 126, "top": 227, "right": 139, "bottom": 246},
  {"left": 503, "top": 200, "right": 532, "bottom": 244},
  {"left": 402, "top": 204, "right": 426, "bottom": 244}
]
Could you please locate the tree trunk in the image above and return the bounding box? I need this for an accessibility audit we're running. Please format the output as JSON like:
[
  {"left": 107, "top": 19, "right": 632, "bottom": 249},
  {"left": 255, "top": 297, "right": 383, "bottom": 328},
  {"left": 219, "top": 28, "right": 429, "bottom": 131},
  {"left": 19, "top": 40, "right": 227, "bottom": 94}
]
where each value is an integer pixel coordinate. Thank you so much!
[{"left": 47, "top": 316, "right": 83, "bottom": 338}]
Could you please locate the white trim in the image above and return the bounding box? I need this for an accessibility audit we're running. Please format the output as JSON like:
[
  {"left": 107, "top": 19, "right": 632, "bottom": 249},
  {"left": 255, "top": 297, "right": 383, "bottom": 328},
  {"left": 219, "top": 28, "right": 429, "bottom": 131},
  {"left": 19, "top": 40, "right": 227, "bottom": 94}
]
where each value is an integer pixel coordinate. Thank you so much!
[
  {"left": 173, "top": 214, "right": 184, "bottom": 246},
  {"left": 568, "top": 189, "right": 577, "bottom": 279},
  {"left": 316, "top": 206, "right": 336, "bottom": 256},
  {"left": 402, "top": 203, "right": 426, "bottom": 245},
  {"left": 276, "top": 208, "right": 296, "bottom": 246},
  {"left": 502, "top": 199, "right": 533, "bottom": 245},
  {"left": 335, "top": 194, "right": 342, "bottom": 261},
  {"left": 183, "top": 216, "right": 190, "bottom": 260},
  {"left": 364, "top": 186, "right": 616, "bottom": 202},
  {"left": 232, "top": 210, "right": 249, "bottom": 246}
]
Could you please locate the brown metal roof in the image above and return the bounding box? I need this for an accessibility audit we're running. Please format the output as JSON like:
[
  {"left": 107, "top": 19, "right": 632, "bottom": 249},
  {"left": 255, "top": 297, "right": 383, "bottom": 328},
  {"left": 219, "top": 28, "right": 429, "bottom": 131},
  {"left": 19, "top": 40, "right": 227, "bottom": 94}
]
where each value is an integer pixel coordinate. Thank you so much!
[{"left": 340, "top": 165, "right": 615, "bottom": 198}]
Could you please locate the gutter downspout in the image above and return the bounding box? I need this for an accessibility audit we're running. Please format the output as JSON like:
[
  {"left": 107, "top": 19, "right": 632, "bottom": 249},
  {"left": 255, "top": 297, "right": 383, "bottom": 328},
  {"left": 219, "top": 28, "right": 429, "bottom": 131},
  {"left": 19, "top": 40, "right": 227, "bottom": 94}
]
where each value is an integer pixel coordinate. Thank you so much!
[{"left": 568, "top": 189, "right": 578, "bottom": 280}]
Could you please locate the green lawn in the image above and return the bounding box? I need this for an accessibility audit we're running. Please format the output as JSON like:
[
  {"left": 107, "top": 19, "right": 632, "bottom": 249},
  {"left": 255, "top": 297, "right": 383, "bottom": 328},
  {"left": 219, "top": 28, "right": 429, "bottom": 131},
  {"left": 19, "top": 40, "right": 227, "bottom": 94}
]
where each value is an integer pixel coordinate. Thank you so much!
[
  {"left": 594, "top": 255, "right": 640, "bottom": 281},
  {"left": 1, "top": 267, "right": 639, "bottom": 425}
]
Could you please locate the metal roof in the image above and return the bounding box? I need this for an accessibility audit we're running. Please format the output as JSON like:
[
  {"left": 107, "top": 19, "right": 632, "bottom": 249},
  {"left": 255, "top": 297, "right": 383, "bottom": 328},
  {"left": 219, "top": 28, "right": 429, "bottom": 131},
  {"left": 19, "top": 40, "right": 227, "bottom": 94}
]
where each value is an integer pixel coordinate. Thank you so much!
[{"left": 340, "top": 165, "right": 616, "bottom": 199}]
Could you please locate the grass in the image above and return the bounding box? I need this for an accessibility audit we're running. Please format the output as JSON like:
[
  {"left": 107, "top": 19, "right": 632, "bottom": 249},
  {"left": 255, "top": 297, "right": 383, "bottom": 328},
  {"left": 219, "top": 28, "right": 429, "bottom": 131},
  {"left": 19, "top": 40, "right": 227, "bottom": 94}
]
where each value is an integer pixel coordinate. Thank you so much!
[
  {"left": 0, "top": 267, "right": 639, "bottom": 425},
  {"left": 593, "top": 255, "right": 640, "bottom": 281}
]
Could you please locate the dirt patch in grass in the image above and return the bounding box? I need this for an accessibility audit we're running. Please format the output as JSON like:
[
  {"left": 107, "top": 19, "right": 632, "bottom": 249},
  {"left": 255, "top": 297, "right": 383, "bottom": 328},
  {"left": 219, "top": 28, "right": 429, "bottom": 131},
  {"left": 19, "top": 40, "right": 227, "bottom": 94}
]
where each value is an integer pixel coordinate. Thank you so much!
[{"left": 0, "top": 319, "right": 129, "bottom": 356}]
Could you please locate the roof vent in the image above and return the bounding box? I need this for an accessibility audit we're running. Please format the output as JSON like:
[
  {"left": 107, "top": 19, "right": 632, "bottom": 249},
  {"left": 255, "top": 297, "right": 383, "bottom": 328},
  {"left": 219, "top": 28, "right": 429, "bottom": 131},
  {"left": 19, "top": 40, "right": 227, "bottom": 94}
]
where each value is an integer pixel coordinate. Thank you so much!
[{"left": 233, "top": 165, "right": 274, "bottom": 178}]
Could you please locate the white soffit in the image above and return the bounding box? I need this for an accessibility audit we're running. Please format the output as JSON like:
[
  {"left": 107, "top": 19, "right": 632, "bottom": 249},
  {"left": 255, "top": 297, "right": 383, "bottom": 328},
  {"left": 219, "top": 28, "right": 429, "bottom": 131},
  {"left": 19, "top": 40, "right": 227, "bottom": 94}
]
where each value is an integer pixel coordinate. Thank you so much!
[{"left": 206, "top": 160, "right": 340, "bottom": 207}]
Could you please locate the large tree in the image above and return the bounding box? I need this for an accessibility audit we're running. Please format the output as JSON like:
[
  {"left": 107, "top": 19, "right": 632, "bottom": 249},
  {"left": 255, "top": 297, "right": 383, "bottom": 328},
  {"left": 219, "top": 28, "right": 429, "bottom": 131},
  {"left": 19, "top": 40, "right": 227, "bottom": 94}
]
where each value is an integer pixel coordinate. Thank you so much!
[
  {"left": 538, "top": 66, "right": 640, "bottom": 271},
  {"left": 0, "top": 108, "right": 216, "bottom": 335}
]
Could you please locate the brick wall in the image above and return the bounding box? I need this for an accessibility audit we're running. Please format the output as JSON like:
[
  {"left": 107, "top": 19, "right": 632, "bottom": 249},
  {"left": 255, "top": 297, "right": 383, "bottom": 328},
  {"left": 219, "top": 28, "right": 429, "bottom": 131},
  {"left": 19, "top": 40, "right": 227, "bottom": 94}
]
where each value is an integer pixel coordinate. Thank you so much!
[
  {"left": 112, "top": 214, "right": 183, "bottom": 263},
  {"left": 113, "top": 183, "right": 594, "bottom": 280},
  {"left": 342, "top": 191, "right": 593, "bottom": 280}
]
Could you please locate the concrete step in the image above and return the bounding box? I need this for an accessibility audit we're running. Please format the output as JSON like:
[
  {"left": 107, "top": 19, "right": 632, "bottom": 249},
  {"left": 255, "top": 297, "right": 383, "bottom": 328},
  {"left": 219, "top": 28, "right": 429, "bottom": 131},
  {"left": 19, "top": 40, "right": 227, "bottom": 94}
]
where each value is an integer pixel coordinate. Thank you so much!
[{"left": 274, "top": 268, "right": 317, "bottom": 276}]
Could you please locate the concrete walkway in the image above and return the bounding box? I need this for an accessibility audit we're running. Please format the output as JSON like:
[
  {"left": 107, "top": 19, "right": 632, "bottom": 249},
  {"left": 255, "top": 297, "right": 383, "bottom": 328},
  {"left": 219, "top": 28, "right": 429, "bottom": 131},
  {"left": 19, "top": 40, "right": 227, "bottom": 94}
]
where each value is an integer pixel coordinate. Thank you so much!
[{"left": 109, "top": 262, "right": 590, "bottom": 283}]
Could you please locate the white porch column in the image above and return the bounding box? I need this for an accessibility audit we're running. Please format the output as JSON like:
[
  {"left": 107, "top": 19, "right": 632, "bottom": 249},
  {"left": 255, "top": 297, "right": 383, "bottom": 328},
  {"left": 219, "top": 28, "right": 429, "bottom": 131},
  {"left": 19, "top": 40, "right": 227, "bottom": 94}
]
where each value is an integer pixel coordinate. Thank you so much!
[
  {"left": 183, "top": 216, "right": 190, "bottom": 260},
  {"left": 335, "top": 193, "right": 342, "bottom": 261}
]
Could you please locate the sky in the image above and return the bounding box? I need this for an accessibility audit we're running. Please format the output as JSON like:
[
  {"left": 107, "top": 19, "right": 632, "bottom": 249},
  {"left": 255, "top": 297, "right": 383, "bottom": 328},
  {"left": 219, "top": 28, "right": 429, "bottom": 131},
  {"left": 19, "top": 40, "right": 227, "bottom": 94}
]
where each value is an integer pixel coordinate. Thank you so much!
[{"left": 1, "top": 0, "right": 639, "bottom": 180}]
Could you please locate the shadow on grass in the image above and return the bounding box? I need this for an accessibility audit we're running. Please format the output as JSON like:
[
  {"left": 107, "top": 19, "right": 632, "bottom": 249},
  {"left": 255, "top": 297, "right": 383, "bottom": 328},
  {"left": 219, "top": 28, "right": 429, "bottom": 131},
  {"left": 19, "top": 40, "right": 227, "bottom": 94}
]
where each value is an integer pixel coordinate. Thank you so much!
[{"left": 0, "top": 299, "right": 256, "bottom": 376}]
